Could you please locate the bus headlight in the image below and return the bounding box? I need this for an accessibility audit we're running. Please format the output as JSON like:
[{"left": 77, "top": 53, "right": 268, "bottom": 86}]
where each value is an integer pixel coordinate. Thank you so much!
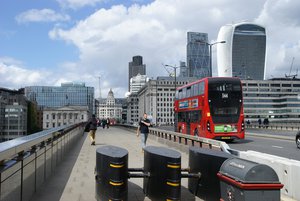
[{"left": 241, "top": 122, "right": 245, "bottom": 131}]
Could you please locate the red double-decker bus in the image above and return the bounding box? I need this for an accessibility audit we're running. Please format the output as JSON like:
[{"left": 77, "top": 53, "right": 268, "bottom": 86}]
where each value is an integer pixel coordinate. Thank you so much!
[{"left": 174, "top": 77, "right": 245, "bottom": 141}]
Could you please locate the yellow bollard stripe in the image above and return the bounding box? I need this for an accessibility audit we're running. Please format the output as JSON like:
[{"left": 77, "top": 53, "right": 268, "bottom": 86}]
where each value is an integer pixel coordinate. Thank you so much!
[
  {"left": 166, "top": 181, "right": 180, "bottom": 187},
  {"left": 110, "top": 164, "right": 124, "bottom": 168},
  {"left": 109, "top": 181, "right": 124, "bottom": 186},
  {"left": 167, "top": 164, "right": 180, "bottom": 169}
]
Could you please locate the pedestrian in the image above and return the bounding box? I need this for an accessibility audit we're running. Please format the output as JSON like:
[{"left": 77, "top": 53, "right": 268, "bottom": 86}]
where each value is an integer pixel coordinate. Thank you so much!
[
  {"left": 87, "top": 114, "right": 97, "bottom": 145},
  {"left": 106, "top": 118, "right": 110, "bottom": 129},
  {"left": 102, "top": 119, "right": 106, "bottom": 129},
  {"left": 258, "top": 118, "right": 262, "bottom": 128},
  {"left": 136, "top": 113, "right": 151, "bottom": 151}
]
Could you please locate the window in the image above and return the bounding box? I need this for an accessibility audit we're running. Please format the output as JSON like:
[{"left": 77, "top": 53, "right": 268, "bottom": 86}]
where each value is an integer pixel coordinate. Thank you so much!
[
  {"left": 190, "top": 110, "right": 201, "bottom": 123},
  {"left": 199, "top": 82, "right": 205, "bottom": 94},
  {"left": 186, "top": 86, "right": 191, "bottom": 97}
]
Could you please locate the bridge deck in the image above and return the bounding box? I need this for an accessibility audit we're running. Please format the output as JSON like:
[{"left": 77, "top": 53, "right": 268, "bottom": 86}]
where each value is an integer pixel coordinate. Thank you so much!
[{"left": 30, "top": 126, "right": 203, "bottom": 201}]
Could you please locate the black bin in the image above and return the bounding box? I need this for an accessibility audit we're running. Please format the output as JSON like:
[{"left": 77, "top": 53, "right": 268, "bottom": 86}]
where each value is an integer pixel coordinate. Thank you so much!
[
  {"left": 188, "top": 147, "right": 234, "bottom": 201},
  {"left": 143, "top": 146, "right": 181, "bottom": 201},
  {"left": 217, "top": 158, "right": 283, "bottom": 201},
  {"left": 95, "top": 145, "right": 128, "bottom": 201}
]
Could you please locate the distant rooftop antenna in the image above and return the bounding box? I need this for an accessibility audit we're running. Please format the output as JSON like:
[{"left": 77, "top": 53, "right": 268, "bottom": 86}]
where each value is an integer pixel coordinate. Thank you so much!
[{"left": 285, "top": 57, "right": 298, "bottom": 79}]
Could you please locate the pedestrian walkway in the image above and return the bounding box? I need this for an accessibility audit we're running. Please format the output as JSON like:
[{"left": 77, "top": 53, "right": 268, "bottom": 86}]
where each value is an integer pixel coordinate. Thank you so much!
[{"left": 30, "top": 126, "right": 203, "bottom": 201}]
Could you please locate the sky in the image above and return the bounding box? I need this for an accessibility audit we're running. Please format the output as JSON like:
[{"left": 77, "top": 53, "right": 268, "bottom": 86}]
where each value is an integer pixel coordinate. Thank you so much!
[{"left": 1, "top": 0, "right": 300, "bottom": 98}]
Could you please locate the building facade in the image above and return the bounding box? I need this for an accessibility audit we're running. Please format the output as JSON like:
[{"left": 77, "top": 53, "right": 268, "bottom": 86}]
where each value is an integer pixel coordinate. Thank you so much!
[
  {"left": 25, "top": 82, "right": 94, "bottom": 115},
  {"left": 128, "top": 55, "right": 146, "bottom": 90},
  {"left": 187, "top": 32, "right": 210, "bottom": 78},
  {"left": 98, "top": 89, "right": 123, "bottom": 120},
  {"left": 126, "top": 92, "right": 139, "bottom": 124},
  {"left": 137, "top": 76, "right": 197, "bottom": 125},
  {"left": 43, "top": 106, "right": 89, "bottom": 129},
  {"left": 243, "top": 78, "right": 300, "bottom": 123},
  {"left": 130, "top": 74, "right": 149, "bottom": 93},
  {"left": 178, "top": 61, "right": 188, "bottom": 77},
  {"left": 217, "top": 22, "right": 266, "bottom": 80},
  {"left": 0, "top": 88, "right": 28, "bottom": 141}
]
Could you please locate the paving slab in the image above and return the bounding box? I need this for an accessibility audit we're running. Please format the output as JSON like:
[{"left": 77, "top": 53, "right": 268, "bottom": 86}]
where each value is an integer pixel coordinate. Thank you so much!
[{"left": 31, "top": 126, "right": 203, "bottom": 201}]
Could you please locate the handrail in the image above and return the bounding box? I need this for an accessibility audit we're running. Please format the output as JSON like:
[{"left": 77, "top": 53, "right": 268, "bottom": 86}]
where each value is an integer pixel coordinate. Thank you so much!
[
  {"left": 0, "top": 122, "right": 84, "bottom": 163},
  {"left": 149, "top": 127, "right": 233, "bottom": 154},
  {"left": 119, "top": 124, "right": 235, "bottom": 155}
]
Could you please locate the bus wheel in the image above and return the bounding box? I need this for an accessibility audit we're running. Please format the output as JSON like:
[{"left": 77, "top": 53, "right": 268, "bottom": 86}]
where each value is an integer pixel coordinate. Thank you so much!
[{"left": 194, "top": 129, "right": 199, "bottom": 136}]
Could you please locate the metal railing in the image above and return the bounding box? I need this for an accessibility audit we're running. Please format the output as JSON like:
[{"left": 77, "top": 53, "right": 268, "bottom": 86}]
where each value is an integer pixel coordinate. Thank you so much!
[
  {"left": 0, "top": 122, "right": 85, "bottom": 201},
  {"left": 119, "top": 124, "right": 235, "bottom": 155},
  {"left": 246, "top": 123, "right": 300, "bottom": 131}
]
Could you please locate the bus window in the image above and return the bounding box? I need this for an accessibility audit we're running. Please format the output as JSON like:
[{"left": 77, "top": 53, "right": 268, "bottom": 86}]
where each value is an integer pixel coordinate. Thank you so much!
[
  {"left": 190, "top": 85, "right": 194, "bottom": 97},
  {"left": 194, "top": 84, "right": 199, "bottom": 96},
  {"left": 178, "top": 89, "right": 183, "bottom": 99},
  {"left": 182, "top": 88, "right": 187, "bottom": 99},
  {"left": 178, "top": 112, "right": 186, "bottom": 122},
  {"left": 199, "top": 82, "right": 205, "bottom": 94},
  {"left": 186, "top": 86, "right": 191, "bottom": 97},
  {"left": 190, "top": 110, "right": 201, "bottom": 123}
]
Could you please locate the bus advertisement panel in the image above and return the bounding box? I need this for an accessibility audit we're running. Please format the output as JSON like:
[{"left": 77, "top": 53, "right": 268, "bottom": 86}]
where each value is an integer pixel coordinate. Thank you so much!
[{"left": 174, "top": 77, "right": 245, "bottom": 141}]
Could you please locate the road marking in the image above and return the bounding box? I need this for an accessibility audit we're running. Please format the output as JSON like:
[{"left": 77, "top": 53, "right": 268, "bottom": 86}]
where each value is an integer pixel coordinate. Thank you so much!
[{"left": 272, "top": 145, "right": 283, "bottom": 149}]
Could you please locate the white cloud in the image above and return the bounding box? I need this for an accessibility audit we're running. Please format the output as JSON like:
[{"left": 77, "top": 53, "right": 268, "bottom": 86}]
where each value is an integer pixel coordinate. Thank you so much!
[
  {"left": 0, "top": 60, "right": 51, "bottom": 89},
  {"left": 3, "top": 0, "right": 300, "bottom": 97},
  {"left": 49, "top": 0, "right": 269, "bottom": 97},
  {"left": 16, "top": 9, "right": 70, "bottom": 24},
  {"left": 56, "top": 0, "right": 105, "bottom": 9},
  {"left": 255, "top": 0, "right": 300, "bottom": 78}
]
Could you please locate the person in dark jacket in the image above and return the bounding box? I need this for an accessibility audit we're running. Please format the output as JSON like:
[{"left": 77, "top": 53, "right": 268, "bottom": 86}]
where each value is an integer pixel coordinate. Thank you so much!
[
  {"left": 106, "top": 118, "right": 110, "bottom": 129},
  {"left": 102, "top": 119, "right": 106, "bottom": 129},
  {"left": 136, "top": 113, "right": 151, "bottom": 151},
  {"left": 88, "top": 114, "right": 97, "bottom": 145}
]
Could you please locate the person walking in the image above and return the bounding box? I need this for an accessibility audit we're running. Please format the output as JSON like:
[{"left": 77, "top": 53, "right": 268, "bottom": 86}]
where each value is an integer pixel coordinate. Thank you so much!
[
  {"left": 87, "top": 114, "right": 97, "bottom": 145},
  {"left": 106, "top": 118, "right": 110, "bottom": 129},
  {"left": 136, "top": 113, "right": 151, "bottom": 151},
  {"left": 102, "top": 119, "right": 106, "bottom": 129}
]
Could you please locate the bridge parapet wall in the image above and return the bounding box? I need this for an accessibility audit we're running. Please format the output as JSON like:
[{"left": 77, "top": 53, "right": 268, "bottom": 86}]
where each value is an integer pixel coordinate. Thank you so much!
[{"left": 0, "top": 122, "right": 85, "bottom": 201}]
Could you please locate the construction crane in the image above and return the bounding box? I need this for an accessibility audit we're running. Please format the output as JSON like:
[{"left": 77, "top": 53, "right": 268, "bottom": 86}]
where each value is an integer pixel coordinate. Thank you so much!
[{"left": 285, "top": 57, "right": 298, "bottom": 79}]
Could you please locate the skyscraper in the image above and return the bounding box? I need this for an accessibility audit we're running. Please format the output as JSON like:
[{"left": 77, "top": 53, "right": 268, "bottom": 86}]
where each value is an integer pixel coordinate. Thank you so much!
[
  {"left": 178, "top": 61, "right": 188, "bottom": 77},
  {"left": 186, "top": 32, "right": 210, "bottom": 78},
  {"left": 128, "top": 55, "right": 146, "bottom": 90},
  {"left": 217, "top": 22, "right": 266, "bottom": 80}
]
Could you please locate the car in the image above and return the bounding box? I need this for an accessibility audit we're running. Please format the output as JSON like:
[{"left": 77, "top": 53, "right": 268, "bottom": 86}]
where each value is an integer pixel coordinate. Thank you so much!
[{"left": 296, "top": 132, "right": 300, "bottom": 149}]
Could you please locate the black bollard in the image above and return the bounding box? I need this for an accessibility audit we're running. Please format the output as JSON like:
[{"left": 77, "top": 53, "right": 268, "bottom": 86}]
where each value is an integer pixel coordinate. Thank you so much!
[
  {"left": 143, "top": 146, "right": 181, "bottom": 201},
  {"left": 95, "top": 145, "right": 128, "bottom": 201},
  {"left": 188, "top": 147, "right": 234, "bottom": 201}
]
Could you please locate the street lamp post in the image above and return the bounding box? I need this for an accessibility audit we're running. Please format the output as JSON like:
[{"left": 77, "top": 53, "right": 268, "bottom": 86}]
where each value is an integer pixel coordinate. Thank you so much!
[
  {"left": 196, "top": 40, "right": 226, "bottom": 76},
  {"left": 164, "top": 64, "right": 180, "bottom": 94},
  {"left": 164, "top": 64, "right": 180, "bottom": 126}
]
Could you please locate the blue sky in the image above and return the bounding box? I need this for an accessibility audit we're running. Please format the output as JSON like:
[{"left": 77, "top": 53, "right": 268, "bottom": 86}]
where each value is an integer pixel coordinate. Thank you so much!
[{"left": 1, "top": 0, "right": 300, "bottom": 98}]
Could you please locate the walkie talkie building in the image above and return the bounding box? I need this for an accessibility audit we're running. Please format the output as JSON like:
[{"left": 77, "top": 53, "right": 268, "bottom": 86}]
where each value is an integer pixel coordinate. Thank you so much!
[{"left": 217, "top": 22, "right": 266, "bottom": 80}]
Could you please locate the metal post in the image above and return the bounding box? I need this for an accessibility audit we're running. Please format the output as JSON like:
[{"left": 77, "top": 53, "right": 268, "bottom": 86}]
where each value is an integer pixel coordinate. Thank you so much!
[
  {"left": 209, "top": 44, "right": 212, "bottom": 77},
  {"left": 195, "top": 40, "right": 226, "bottom": 77}
]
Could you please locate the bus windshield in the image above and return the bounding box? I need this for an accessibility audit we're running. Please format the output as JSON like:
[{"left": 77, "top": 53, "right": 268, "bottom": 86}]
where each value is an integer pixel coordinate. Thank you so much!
[{"left": 208, "top": 79, "right": 242, "bottom": 123}]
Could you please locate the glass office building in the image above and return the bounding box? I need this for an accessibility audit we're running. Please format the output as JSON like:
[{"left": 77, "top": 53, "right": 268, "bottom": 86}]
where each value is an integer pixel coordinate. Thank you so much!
[
  {"left": 25, "top": 82, "right": 94, "bottom": 115},
  {"left": 217, "top": 22, "right": 266, "bottom": 80},
  {"left": 187, "top": 32, "right": 210, "bottom": 78}
]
